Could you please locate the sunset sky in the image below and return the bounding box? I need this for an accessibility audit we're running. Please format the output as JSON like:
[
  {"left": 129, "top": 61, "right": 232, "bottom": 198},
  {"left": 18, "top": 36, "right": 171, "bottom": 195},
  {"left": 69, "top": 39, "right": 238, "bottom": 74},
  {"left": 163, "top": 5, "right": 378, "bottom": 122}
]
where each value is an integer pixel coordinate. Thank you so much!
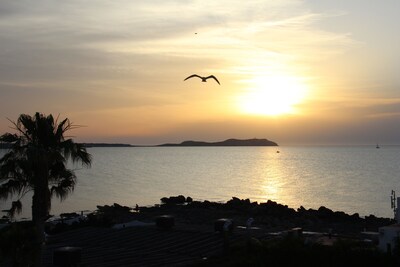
[{"left": 1, "top": 0, "right": 399, "bottom": 145}]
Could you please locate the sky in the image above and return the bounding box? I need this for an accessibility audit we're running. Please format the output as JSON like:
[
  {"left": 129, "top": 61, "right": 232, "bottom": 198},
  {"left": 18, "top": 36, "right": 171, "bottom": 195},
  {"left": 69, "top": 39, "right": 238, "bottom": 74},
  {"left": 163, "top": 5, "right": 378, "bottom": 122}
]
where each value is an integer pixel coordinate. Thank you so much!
[{"left": 1, "top": 0, "right": 400, "bottom": 146}]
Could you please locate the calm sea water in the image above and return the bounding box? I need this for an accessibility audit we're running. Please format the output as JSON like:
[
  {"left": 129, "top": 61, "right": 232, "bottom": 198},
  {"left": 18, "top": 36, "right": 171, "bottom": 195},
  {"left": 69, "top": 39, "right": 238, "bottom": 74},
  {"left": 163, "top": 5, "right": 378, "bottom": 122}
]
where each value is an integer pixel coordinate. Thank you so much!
[{"left": 1, "top": 146, "right": 400, "bottom": 219}]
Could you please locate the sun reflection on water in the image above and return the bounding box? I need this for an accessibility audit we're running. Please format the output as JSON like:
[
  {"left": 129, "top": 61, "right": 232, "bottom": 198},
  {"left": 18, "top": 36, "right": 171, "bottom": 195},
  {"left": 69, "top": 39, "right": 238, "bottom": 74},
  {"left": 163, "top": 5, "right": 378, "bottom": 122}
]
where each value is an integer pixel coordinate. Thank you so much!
[{"left": 249, "top": 149, "right": 306, "bottom": 210}]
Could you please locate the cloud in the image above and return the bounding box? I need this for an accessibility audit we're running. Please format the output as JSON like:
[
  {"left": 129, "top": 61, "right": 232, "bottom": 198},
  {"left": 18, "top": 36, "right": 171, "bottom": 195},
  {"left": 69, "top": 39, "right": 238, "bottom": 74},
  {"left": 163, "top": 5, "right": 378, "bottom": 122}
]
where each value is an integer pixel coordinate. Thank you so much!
[
  {"left": 2, "top": 0, "right": 398, "bottom": 144},
  {"left": 0, "top": 1, "right": 354, "bottom": 82}
]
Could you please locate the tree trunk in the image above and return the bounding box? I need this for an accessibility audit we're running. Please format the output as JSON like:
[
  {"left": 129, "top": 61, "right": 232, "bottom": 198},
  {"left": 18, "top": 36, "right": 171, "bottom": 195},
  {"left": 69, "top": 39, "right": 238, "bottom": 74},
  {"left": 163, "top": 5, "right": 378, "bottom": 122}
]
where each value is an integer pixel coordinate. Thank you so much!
[
  {"left": 31, "top": 172, "right": 50, "bottom": 267},
  {"left": 32, "top": 192, "right": 44, "bottom": 267},
  {"left": 32, "top": 190, "right": 48, "bottom": 243}
]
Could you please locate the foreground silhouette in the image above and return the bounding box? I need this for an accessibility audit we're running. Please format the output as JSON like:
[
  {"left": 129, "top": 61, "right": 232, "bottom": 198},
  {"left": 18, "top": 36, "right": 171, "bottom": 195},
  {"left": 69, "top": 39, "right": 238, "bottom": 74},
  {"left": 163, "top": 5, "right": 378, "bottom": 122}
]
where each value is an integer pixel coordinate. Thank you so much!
[
  {"left": 36, "top": 196, "right": 397, "bottom": 266},
  {"left": 0, "top": 112, "right": 92, "bottom": 266}
]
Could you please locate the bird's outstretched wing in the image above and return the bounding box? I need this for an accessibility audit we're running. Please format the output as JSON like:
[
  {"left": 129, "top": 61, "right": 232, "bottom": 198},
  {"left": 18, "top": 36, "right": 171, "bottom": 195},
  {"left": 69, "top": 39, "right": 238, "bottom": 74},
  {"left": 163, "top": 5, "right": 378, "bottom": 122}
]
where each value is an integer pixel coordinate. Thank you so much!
[
  {"left": 206, "top": 75, "right": 220, "bottom": 85},
  {"left": 184, "top": 74, "right": 202, "bottom": 81}
]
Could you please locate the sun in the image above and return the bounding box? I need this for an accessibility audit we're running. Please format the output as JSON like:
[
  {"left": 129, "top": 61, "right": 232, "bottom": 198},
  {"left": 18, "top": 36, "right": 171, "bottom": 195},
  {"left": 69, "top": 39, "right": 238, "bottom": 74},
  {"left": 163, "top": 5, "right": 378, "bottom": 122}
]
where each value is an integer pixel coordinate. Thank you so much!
[{"left": 237, "top": 75, "right": 308, "bottom": 116}]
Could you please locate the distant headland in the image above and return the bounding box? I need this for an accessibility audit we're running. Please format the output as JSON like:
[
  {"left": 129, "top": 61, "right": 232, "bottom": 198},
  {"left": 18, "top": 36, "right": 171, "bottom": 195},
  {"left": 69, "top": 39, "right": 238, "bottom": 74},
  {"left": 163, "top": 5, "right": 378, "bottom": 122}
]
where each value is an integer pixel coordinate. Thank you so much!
[
  {"left": 1, "top": 138, "right": 278, "bottom": 149},
  {"left": 157, "top": 138, "right": 278, "bottom": 147},
  {"left": 83, "top": 138, "right": 278, "bottom": 147}
]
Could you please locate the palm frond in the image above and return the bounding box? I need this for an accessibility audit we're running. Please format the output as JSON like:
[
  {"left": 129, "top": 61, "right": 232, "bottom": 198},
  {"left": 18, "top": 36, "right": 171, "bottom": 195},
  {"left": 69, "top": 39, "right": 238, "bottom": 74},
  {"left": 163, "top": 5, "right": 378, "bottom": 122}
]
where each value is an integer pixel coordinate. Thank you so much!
[
  {"left": 73, "top": 142, "right": 92, "bottom": 166},
  {"left": 1, "top": 201, "right": 24, "bottom": 219},
  {"left": 0, "top": 179, "right": 26, "bottom": 200},
  {"left": 50, "top": 177, "right": 76, "bottom": 201},
  {"left": 0, "top": 133, "right": 19, "bottom": 143},
  {"left": 0, "top": 157, "right": 31, "bottom": 184},
  {"left": 61, "top": 139, "right": 91, "bottom": 166},
  {"left": 55, "top": 118, "right": 70, "bottom": 140},
  {"left": 49, "top": 164, "right": 76, "bottom": 181},
  {"left": 17, "top": 114, "right": 35, "bottom": 141},
  {"left": 6, "top": 200, "right": 23, "bottom": 218}
]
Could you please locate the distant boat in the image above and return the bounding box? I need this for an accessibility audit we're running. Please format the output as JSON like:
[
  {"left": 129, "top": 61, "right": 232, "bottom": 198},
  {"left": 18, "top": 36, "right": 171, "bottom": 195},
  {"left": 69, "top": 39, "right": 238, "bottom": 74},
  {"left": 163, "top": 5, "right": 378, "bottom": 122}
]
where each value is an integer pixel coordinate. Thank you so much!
[{"left": 376, "top": 144, "right": 380, "bottom": 149}]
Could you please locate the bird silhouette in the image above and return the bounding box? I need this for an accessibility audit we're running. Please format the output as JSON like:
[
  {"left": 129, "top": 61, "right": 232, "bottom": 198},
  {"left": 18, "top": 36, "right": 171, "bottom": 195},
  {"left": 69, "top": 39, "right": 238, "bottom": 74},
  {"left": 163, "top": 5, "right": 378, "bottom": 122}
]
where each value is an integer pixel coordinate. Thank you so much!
[{"left": 184, "top": 74, "right": 220, "bottom": 85}]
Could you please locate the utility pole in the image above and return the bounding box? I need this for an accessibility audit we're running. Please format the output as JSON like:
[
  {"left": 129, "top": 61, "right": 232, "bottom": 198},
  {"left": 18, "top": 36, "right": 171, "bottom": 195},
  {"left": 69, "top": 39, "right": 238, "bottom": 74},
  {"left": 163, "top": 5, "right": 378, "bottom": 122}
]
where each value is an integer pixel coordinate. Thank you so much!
[{"left": 391, "top": 190, "right": 396, "bottom": 221}]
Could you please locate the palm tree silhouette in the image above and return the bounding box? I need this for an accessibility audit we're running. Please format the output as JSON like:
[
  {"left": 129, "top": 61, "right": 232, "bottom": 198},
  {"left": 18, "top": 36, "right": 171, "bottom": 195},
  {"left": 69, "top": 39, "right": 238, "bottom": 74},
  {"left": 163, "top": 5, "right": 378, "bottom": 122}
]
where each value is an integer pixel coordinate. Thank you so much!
[{"left": 0, "top": 112, "right": 92, "bottom": 266}]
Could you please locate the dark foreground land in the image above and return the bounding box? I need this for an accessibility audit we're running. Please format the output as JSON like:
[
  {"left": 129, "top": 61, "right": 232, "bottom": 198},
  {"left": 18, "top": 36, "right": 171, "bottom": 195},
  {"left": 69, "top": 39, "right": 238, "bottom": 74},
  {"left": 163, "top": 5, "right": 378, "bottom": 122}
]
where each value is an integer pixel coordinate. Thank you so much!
[{"left": 1, "top": 196, "right": 399, "bottom": 266}]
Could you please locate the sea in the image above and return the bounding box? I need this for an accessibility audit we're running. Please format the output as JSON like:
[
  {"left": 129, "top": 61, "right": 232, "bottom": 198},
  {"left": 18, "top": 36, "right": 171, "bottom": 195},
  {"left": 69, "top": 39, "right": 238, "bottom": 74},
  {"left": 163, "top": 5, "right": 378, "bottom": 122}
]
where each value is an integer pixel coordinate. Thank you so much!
[{"left": 1, "top": 146, "right": 400, "bottom": 220}]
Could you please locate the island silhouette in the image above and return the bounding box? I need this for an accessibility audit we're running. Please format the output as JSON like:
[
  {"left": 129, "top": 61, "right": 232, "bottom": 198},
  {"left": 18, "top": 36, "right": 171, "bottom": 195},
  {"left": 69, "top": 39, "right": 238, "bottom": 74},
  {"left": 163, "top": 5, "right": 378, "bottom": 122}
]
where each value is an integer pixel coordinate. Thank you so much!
[
  {"left": 158, "top": 138, "right": 278, "bottom": 147},
  {"left": 75, "top": 138, "right": 278, "bottom": 147}
]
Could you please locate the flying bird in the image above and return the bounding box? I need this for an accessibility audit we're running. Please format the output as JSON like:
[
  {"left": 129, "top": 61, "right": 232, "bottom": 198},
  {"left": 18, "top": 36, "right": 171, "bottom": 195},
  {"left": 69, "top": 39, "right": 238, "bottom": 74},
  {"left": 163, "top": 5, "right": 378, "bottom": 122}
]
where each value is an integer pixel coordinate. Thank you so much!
[{"left": 184, "top": 74, "right": 220, "bottom": 85}]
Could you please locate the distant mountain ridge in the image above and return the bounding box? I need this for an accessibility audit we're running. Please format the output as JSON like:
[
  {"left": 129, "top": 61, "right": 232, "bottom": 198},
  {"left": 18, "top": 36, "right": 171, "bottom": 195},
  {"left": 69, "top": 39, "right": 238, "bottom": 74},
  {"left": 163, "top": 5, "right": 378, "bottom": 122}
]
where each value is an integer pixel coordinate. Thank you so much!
[
  {"left": 158, "top": 138, "right": 278, "bottom": 147},
  {"left": 1, "top": 138, "right": 278, "bottom": 148}
]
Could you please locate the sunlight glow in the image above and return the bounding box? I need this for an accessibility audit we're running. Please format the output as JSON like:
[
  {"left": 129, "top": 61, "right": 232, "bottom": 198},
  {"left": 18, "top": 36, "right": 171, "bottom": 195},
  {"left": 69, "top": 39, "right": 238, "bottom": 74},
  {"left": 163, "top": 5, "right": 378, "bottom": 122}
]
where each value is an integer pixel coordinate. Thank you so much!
[{"left": 237, "top": 75, "right": 308, "bottom": 116}]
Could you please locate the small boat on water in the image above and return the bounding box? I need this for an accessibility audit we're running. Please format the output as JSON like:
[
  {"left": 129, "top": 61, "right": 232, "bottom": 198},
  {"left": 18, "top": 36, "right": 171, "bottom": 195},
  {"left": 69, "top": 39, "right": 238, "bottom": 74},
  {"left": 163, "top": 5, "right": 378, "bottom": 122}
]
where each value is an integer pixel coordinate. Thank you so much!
[{"left": 376, "top": 144, "right": 380, "bottom": 149}]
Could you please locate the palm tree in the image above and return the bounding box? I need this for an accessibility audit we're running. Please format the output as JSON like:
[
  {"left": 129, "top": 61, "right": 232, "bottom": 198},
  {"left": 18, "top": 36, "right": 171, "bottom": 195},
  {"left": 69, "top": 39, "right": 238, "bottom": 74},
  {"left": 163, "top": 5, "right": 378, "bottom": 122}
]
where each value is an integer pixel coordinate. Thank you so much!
[{"left": 0, "top": 112, "right": 91, "bottom": 265}]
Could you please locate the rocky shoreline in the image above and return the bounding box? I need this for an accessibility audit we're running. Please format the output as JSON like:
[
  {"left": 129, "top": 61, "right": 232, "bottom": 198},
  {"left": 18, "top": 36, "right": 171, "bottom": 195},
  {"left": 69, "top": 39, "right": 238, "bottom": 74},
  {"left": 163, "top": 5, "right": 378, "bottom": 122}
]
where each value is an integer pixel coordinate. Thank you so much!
[{"left": 48, "top": 195, "right": 395, "bottom": 237}]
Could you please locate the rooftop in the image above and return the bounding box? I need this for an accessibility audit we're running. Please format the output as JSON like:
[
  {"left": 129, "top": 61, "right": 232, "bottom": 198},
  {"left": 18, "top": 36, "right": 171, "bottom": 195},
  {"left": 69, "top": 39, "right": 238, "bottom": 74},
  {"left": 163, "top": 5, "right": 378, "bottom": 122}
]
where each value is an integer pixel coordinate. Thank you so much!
[{"left": 42, "top": 223, "right": 254, "bottom": 267}]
